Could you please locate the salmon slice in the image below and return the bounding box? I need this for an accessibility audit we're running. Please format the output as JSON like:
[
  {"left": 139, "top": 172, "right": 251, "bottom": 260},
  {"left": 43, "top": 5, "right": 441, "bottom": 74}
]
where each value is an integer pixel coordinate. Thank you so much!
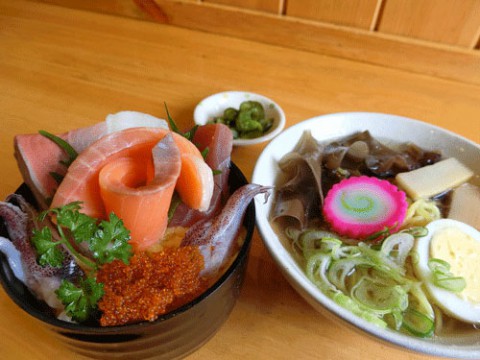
[
  {"left": 169, "top": 123, "right": 233, "bottom": 227},
  {"left": 14, "top": 111, "right": 167, "bottom": 209},
  {"left": 51, "top": 127, "right": 214, "bottom": 220},
  {"left": 99, "top": 134, "right": 181, "bottom": 251}
]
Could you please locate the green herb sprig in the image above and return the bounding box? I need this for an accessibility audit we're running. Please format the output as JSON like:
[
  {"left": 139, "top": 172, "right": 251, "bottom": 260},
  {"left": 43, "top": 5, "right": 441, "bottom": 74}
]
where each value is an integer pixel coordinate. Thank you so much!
[
  {"left": 39, "top": 130, "right": 79, "bottom": 185},
  {"left": 164, "top": 102, "right": 198, "bottom": 141},
  {"left": 31, "top": 202, "right": 133, "bottom": 322},
  {"left": 56, "top": 278, "right": 104, "bottom": 323}
]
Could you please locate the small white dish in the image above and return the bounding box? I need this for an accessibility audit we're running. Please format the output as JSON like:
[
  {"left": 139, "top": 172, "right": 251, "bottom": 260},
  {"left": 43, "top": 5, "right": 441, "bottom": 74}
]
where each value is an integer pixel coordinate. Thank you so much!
[
  {"left": 194, "top": 91, "right": 286, "bottom": 146},
  {"left": 252, "top": 112, "right": 480, "bottom": 359}
]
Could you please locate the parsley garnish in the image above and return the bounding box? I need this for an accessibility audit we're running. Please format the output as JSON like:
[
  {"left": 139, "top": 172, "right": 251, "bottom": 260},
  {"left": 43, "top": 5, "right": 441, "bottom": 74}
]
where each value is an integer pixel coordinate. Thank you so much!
[
  {"left": 32, "top": 227, "right": 64, "bottom": 267},
  {"left": 55, "top": 278, "right": 104, "bottom": 323},
  {"left": 90, "top": 213, "right": 132, "bottom": 265},
  {"left": 31, "top": 202, "right": 133, "bottom": 322}
]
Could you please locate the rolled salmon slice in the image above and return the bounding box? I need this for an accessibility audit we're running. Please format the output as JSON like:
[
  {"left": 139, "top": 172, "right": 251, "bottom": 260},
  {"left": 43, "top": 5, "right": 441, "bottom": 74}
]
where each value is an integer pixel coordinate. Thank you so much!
[
  {"left": 99, "top": 134, "right": 181, "bottom": 251},
  {"left": 51, "top": 127, "right": 214, "bottom": 220}
]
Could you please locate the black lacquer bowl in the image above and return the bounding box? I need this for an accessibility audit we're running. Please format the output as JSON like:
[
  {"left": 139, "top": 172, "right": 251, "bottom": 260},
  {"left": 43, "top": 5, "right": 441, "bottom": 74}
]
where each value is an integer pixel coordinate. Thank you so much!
[{"left": 0, "top": 163, "right": 254, "bottom": 360}]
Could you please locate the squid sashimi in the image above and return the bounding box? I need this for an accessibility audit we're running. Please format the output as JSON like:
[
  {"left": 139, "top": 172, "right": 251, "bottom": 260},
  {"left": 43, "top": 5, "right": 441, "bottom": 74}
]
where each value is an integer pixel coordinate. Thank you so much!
[
  {"left": 14, "top": 111, "right": 167, "bottom": 209},
  {"left": 51, "top": 127, "right": 214, "bottom": 220},
  {"left": 181, "top": 184, "right": 271, "bottom": 278},
  {"left": 0, "top": 195, "right": 82, "bottom": 313},
  {"left": 99, "top": 134, "right": 181, "bottom": 251},
  {"left": 170, "top": 123, "right": 233, "bottom": 227}
]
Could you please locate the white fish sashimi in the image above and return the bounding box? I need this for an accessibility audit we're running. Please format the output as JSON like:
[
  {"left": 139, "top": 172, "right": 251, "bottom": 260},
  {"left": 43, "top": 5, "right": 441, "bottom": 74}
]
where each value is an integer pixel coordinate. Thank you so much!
[{"left": 106, "top": 111, "right": 168, "bottom": 134}]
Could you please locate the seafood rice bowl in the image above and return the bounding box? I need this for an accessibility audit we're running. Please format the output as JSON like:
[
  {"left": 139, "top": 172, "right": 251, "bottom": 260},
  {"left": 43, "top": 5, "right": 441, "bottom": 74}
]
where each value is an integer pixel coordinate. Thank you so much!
[{"left": 0, "top": 110, "right": 267, "bottom": 359}]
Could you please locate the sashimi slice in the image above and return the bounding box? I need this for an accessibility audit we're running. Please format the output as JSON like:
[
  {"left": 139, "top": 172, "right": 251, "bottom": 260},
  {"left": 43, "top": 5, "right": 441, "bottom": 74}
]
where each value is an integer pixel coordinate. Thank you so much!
[
  {"left": 99, "top": 134, "right": 181, "bottom": 251},
  {"left": 169, "top": 123, "right": 233, "bottom": 227},
  {"left": 51, "top": 127, "right": 214, "bottom": 220},
  {"left": 175, "top": 154, "right": 215, "bottom": 212},
  {"left": 15, "top": 133, "right": 70, "bottom": 209},
  {"left": 105, "top": 111, "right": 168, "bottom": 138},
  {"left": 14, "top": 111, "right": 167, "bottom": 209}
]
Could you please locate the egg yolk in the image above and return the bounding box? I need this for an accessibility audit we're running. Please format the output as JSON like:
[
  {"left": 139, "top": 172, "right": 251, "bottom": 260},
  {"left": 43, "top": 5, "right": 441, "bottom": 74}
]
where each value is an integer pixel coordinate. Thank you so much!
[{"left": 430, "top": 226, "right": 480, "bottom": 303}]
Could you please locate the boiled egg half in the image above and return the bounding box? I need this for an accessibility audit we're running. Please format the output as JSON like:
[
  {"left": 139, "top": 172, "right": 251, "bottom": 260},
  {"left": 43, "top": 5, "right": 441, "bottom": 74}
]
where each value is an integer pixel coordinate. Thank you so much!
[{"left": 414, "top": 219, "right": 480, "bottom": 323}]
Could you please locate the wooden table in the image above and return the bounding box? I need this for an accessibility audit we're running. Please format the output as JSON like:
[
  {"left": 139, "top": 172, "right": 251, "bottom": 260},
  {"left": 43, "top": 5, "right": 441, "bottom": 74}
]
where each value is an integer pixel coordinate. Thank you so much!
[{"left": 1, "top": 1, "right": 479, "bottom": 359}]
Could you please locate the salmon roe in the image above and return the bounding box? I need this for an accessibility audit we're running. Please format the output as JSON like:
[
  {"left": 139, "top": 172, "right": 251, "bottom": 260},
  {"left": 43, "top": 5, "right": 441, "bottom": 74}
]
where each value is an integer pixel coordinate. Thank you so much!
[{"left": 97, "top": 246, "right": 207, "bottom": 326}]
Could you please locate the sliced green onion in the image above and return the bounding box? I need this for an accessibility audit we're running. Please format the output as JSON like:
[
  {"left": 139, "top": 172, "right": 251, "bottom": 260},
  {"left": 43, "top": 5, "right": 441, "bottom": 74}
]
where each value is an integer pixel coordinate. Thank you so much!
[
  {"left": 390, "top": 309, "right": 404, "bottom": 331},
  {"left": 435, "top": 276, "right": 466, "bottom": 293},
  {"left": 401, "top": 226, "right": 428, "bottom": 238},
  {"left": 428, "top": 258, "right": 466, "bottom": 293},
  {"left": 298, "top": 230, "right": 340, "bottom": 258},
  {"left": 365, "top": 226, "right": 391, "bottom": 242},
  {"left": 408, "top": 283, "right": 435, "bottom": 321},
  {"left": 380, "top": 233, "right": 414, "bottom": 267},
  {"left": 327, "top": 257, "right": 373, "bottom": 292},
  {"left": 296, "top": 227, "right": 437, "bottom": 338},
  {"left": 350, "top": 277, "right": 408, "bottom": 315},
  {"left": 401, "top": 308, "right": 434, "bottom": 338},
  {"left": 357, "top": 242, "right": 406, "bottom": 281},
  {"left": 305, "top": 253, "right": 334, "bottom": 291},
  {"left": 332, "top": 292, "right": 388, "bottom": 328},
  {"left": 428, "top": 258, "right": 451, "bottom": 273}
]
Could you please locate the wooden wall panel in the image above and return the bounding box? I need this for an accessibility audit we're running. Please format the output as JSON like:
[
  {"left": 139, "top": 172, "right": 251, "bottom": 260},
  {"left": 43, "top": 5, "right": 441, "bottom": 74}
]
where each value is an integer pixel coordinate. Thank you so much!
[
  {"left": 28, "top": 0, "right": 480, "bottom": 85},
  {"left": 29, "top": 0, "right": 150, "bottom": 19},
  {"left": 285, "top": 0, "right": 381, "bottom": 29},
  {"left": 204, "top": 0, "right": 283, "bottom": 14},
  {"left": 378, "top": 0, "right": 480, "bottom": 48},
  {"left": 149, "top": 0, "right": 480, "bottom": 85}
]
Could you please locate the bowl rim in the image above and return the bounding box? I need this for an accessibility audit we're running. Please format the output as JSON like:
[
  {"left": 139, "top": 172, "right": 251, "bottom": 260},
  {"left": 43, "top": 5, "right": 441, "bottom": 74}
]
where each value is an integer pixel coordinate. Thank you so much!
[
  {"left": 193, "top": 90, "right": 286, "bottom": 146},
  {"left": 252, "top": 111, "right": 480, "bottom": 359},
  {"left": 0, "top": 162, "right": 255, "bottom": 334}
]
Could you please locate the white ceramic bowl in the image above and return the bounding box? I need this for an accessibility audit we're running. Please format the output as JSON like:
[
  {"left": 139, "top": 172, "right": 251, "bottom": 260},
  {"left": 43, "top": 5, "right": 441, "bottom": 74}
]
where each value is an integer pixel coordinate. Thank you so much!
[
  {"left": 252, "top": 112, "right": 480, "bottom": 359},
  {"left": 194, "top": 91, "right": 286, "bottom": 146}
]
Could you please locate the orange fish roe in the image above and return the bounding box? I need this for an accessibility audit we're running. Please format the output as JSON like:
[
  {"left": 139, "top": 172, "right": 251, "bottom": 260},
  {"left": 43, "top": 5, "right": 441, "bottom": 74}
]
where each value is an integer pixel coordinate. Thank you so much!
[{"left": 97, "top": 246, "right": 207, "bottom": 326}]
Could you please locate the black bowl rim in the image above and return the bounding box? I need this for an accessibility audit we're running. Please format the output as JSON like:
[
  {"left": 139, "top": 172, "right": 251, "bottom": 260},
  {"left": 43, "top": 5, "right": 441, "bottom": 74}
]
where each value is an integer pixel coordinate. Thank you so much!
[{"left": 0, "top": 161, "right": 254, "bottom": 333}]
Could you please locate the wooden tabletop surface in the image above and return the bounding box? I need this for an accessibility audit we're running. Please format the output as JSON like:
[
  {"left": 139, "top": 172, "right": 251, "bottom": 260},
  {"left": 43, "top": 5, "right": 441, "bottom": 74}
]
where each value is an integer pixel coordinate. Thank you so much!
[{"left": 1, "top": 1, "right": 479, "bottom": 359}]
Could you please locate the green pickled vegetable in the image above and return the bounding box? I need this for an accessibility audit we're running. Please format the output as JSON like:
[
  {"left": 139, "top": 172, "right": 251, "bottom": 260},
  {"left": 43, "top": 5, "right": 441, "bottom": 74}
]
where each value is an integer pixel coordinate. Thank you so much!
[{"left": 207, "top": 100, "right": 274, "bottom": 139}]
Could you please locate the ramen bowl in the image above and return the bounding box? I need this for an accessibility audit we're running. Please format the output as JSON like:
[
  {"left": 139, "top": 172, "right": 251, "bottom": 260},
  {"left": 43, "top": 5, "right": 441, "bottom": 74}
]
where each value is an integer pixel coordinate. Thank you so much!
[
  {"left": 194, "top": 91, "right": 285, "bottom": 146},
  {"left": 0, "top": 163, "right": 255, "bottom": 360},
  {"left": 252, "top": 112, "right": 480, "bottom": 359}
]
